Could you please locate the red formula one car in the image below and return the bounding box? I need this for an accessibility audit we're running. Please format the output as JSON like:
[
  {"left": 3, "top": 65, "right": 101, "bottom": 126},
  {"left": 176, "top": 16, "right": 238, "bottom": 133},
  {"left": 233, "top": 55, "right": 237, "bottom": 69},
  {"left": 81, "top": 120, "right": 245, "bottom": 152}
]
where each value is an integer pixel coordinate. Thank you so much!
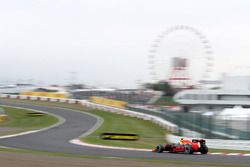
[{"left": 153, "top": 138, "right": 208, "bottom": 154}]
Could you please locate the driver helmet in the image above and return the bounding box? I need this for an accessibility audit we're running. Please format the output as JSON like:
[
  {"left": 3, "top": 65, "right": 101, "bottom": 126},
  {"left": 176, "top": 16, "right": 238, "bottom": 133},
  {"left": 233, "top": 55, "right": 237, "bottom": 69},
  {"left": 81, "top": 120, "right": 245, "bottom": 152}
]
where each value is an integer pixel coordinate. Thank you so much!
[{"left": 179, "top": 138, "right": 184, "bottom": 144}]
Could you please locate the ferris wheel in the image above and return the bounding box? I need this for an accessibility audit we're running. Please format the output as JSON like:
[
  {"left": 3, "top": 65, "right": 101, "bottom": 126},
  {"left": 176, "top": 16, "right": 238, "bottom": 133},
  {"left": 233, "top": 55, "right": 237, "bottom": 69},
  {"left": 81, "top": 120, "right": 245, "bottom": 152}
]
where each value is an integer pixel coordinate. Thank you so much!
[{"left": 148, "top": 25, "right": 214, "bottom": 88}]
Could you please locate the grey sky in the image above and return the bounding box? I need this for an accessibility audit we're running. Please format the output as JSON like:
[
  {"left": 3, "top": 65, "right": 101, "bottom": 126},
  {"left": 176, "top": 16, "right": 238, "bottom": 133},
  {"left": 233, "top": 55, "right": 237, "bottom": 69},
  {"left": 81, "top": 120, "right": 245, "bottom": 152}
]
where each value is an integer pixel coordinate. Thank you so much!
[{"left": 1, "top": 0, "right": 250, "bottom": 88}]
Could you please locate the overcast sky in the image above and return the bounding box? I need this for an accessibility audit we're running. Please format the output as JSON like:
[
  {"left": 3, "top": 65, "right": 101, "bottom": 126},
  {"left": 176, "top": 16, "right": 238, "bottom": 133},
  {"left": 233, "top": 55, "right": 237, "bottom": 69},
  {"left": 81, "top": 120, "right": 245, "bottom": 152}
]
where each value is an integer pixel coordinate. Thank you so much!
[{"left": 1, "top": 0, "right": 250, "bottom": 88}]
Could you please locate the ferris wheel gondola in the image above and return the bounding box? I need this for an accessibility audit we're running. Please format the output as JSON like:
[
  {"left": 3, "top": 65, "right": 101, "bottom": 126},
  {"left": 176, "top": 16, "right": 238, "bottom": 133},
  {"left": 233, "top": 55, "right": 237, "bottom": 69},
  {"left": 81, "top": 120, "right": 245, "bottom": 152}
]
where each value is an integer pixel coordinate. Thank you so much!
[{"left": 148, "top": 25, "right": 214, "bottom": 88}]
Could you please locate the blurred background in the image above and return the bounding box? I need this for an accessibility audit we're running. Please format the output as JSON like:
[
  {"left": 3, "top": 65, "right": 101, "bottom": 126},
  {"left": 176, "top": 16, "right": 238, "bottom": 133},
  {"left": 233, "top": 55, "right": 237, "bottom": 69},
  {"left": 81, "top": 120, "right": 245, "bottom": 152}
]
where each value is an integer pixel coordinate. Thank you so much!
[{"left": 1, "top": 0, "right": 250, "bottom": 140}]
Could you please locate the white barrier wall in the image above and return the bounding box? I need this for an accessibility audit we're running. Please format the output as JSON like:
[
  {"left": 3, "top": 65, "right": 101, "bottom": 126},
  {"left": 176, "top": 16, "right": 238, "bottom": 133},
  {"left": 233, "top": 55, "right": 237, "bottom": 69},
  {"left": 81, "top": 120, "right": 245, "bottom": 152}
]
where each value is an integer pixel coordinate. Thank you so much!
[
  {"left": 167, "top": 134, "right": 250, "bottom": 150},
  {"left": 80, "top": 100, "right": 179, "bottom": 133},
  {"left": 1, "top": 94, "right": 250, "bottom": 150},
  {"left": 0, "top": 94, "right": 178, "bottom": 133}
]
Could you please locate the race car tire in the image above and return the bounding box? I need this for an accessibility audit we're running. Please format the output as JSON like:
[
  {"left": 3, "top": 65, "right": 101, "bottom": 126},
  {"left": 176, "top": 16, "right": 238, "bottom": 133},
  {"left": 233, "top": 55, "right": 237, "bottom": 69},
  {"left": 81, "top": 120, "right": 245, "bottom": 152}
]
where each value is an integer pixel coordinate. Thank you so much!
[
  {"left": 200, "top": 146, "right": 208, "bottom": 154},
  {"left": 164, "top": 144, "right": 172, "bottom": 152},
  {"left": 155, "top": 144, "right": 164, "bottom": 153},
  {"left": 184, "top": 144, "right": 193, "bottom": 154}
]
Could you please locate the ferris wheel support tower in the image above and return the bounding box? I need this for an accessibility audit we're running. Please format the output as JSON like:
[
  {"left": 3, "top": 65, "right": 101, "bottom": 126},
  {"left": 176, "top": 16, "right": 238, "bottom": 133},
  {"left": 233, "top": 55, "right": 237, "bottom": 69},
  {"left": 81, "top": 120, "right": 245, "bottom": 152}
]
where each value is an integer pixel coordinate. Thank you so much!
[
  {"left": 168, "top": 57, "right": 191, "bottom": 88},
  {"left": 148, "top": 25, "right": 214, "bottom": 89}
]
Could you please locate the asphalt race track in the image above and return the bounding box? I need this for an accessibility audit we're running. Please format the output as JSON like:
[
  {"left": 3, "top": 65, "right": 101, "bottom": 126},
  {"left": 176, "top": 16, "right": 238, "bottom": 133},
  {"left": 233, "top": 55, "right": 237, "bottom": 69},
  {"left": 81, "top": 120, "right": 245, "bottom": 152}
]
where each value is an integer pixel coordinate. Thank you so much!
[{"left": 0, "top": 101, "right": 249, "bottom": 164}]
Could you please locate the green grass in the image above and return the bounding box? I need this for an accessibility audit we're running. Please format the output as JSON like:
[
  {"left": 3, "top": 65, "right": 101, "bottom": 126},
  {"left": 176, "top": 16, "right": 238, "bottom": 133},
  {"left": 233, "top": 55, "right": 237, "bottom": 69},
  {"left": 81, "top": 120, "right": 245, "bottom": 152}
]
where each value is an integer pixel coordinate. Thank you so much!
[
  {"left": 0, "top": 99, "right": 167, "bottom": 149},
  {"left": 0, "top": 106, "right": 58, "bottom": 136},
  {"left": 209, "top": 148, "right": 250, "bottom": 154},
  {"left": 1, "top": 99, "right": 250, "bottom": 167},
  {"left": 1, "top": 98, "right": 250, "bottom": 155},
  {"left": 0, "top": 147, "right": 249, "bottom": 167},
  {"left": 81, "top": 110, "right": 167, "bottom": 149},
  {"left": 153, "top": 96, "right": 178, "bottom": 106}
]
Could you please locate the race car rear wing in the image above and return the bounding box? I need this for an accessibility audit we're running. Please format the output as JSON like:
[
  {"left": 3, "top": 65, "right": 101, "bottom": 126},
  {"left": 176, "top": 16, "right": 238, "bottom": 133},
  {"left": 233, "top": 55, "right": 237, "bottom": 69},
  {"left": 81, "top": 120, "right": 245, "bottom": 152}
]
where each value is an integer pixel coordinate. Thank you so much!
[{"left": 192, "top": 139, "right": 206, "bottom": 146}]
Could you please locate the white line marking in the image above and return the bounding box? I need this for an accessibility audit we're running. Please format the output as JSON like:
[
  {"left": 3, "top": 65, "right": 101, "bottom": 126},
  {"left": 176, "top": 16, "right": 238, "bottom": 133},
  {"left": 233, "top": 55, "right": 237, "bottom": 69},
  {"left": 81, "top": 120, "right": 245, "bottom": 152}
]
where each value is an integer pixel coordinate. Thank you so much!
[
  {"left": 0, "top": 105, "right": 65, "bottom": 139},
  {"left": 2, "top": 102, "right": 250, "bottom": 157},
  {"left": 70, "top": 139, "right": 151, "bottom": 152},
  {"left": 226, "top": 153, "right": 241, "bottom": 156},
  {"left": 209, "top": 153, "right": 223, "bottom": 155},
  {"left": 243, "top": 154, "right": 250, "bottom": 156}
]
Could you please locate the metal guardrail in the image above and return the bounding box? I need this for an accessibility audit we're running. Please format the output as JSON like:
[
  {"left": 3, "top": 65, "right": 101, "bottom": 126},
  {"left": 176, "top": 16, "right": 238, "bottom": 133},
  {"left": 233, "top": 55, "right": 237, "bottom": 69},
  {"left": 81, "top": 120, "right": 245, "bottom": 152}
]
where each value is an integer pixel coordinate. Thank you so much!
[
  {"left": 0, "top": 94, "right": 178, "bottom": 133},
  {"left": 1, "top": 94, "right": 250, "bottom": 150},
  {"left": 128, "top": 105, "right": 250, "bottom": 140},
  {"left": 80, "top": 100, "right": 179, "bottom": 133}
]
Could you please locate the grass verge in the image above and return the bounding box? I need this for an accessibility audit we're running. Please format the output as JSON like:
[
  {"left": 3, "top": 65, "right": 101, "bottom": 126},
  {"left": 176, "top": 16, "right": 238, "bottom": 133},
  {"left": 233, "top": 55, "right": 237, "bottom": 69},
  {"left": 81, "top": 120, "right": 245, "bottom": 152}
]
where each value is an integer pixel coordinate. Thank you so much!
[
  {"left": 0, "top": 98, "right": 167, "bottom": 149},
  {"left": 1, "top": 98, "right": 250, "bottom": 154},
  {"left": 153, "top": 96, "right": 178, "bottom": 106},
  {"left": 82, "top": 109, "right": 167, "bottom": 149},
  {"left": 0, "top": 106, "right": 58, "bottom": 136},
  {"left": 209, "top": 148, "right": 250, "bottom": 154},
  {"left": 0, "top": 147, "right": 249, "bottom": 167}
]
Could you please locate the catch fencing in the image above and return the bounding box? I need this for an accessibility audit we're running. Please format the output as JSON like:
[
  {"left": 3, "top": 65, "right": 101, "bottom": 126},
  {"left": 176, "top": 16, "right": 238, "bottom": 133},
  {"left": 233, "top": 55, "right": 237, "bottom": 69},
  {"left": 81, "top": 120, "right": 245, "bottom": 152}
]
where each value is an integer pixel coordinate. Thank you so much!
[{"left": 1, "top": 94, "right": 250, "bottom": 150}]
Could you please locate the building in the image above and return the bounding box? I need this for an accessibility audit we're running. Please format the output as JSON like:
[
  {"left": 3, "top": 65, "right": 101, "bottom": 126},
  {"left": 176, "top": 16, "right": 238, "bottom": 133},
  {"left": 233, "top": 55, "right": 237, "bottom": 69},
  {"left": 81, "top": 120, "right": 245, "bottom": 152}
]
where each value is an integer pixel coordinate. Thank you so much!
[
  {"left": 0, "top": 83, "right": 34, "bottom": 94},
  {"left": 174, "top": 76, "right": 250, "bottom": 112},
  {"left": 21, "top": 86, "right": 68, "bottom": 98},
  {"left": 70, "top": 88, "right": 156, "bottom": 104}
]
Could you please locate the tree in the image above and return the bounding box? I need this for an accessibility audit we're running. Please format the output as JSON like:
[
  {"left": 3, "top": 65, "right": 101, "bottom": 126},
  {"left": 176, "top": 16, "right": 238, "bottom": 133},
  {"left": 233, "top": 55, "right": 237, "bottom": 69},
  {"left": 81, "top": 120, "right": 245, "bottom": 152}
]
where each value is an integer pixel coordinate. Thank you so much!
[{"left": 143, "top": 81, "right": 175, "bottom": 96}]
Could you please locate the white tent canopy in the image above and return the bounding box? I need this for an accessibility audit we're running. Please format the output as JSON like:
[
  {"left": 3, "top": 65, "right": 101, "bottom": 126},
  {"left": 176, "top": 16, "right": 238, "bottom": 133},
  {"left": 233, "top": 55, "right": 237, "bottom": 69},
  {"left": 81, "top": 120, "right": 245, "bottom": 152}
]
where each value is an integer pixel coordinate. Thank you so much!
[{"left": 217, "top": 106, "right": 250, "bottom": 120}]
